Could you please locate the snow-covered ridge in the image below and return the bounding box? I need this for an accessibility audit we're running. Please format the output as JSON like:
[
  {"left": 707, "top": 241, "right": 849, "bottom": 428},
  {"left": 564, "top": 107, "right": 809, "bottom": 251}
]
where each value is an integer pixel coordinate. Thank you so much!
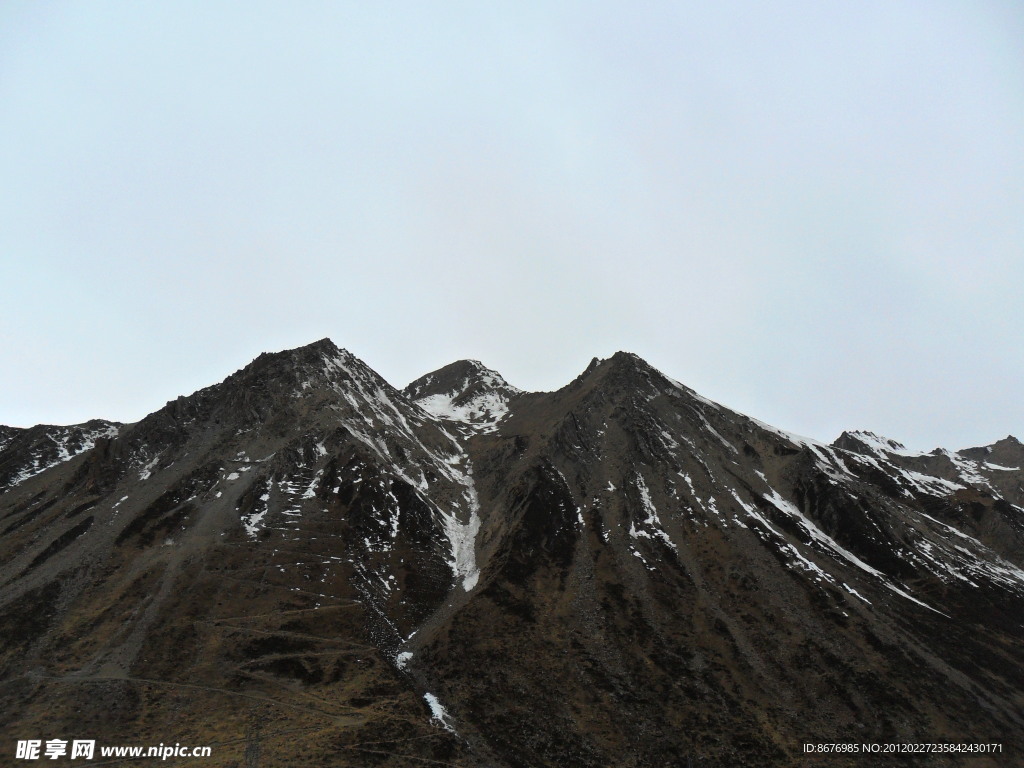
[
  {"left": 836, "top": 430, "right": 1016, "bottom": 496},
  {"left": 0, "top": 422, "right": 121, "bottom": 492},
  {"left": 841, "top": 430, "right": 927, "bottom": 457},
  {"left": 320, "top": 350, "right": 484, "bottom": 591}
]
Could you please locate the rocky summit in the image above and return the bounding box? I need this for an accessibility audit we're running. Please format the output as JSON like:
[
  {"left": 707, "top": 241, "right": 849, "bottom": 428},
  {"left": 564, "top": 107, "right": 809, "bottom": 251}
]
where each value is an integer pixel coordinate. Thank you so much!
[{"left": 1, "top": 339, "right": 1022, "bottom": 767}]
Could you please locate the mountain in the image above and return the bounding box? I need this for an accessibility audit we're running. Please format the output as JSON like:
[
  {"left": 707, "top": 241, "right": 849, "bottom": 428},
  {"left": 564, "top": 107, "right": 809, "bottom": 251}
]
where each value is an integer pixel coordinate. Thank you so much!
[
  {"left": 1, "top": 340, "right": 1021, "bottom": 767},
  {"left": 403, "top": 359, "right": 523, "bottom": 432}
]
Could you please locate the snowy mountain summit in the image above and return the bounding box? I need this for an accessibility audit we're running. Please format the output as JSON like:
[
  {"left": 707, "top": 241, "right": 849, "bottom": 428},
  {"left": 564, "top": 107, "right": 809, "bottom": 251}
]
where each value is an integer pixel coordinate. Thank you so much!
[
  {"left": 1, "top": 338, "right": 1022, "bottom": 767},
  {"left": 403, "top": 359, "right": 523, "bottom": 430}
]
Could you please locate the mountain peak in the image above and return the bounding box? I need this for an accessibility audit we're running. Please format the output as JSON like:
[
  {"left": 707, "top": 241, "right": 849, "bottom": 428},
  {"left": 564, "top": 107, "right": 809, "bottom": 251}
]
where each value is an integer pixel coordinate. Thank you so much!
[
  {"left": 606, "top": 350, "right": 653, "bottom": 370},
  {"left": 296, "top": 336, "right": 339, "bottom": 353},
  {"left": 248, "top": 337, "right": 344, "bottom": 369},
  {"left": 117, "top": 340, "right": 396, "bottom": 458},
  {"left": 234, "top": 338, "right": 376, "bottom": 388},
  {"left": 404, "top": 359, "right": 522, "bottom": 430},
  {"left": 408, "top": 358, "right": 506, "bottom": 387},
  {"left": 958, "top": 433, "right": 1024, "bottom": 466},
  {"left": 574, "top": 351, "right": 670, "bottom": 396}
]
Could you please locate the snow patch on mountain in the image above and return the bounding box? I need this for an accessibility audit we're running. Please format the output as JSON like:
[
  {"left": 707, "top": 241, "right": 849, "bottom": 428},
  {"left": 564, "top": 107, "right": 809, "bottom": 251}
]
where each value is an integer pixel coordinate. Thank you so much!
[
  {"left": 423, "top": 692, "right": 457, "bottom": 733},
  {"left": 242, "top": 492, "right": 271, "bottom": 538},
  {"left": 628, "top": 473, "right": 678, "bottom": 553},
  {"left": 437, "top": 454, "right": 482, "bottom": 591},
  {"left": 416, "top": 390, "right": 512, "bottom": 429}
]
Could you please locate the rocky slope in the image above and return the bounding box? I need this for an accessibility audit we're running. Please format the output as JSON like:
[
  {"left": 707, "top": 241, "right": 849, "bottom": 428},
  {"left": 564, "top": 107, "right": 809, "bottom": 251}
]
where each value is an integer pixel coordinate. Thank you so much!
[{"left": 0, "top": 340, "right": 1021, "bottom": 767}]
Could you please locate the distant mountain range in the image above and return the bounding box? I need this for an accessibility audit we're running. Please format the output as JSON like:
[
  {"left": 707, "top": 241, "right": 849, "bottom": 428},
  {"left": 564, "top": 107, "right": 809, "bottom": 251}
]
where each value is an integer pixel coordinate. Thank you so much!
[{"left": 1, "top": 339, "right": 1021, "bottom": 766}]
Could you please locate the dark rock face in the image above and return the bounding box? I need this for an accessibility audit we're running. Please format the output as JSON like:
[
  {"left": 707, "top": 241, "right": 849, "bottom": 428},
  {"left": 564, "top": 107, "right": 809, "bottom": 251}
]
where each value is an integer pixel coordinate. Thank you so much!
[{"left": 1, "top": 341, "right": 1022, "bottom": 767}]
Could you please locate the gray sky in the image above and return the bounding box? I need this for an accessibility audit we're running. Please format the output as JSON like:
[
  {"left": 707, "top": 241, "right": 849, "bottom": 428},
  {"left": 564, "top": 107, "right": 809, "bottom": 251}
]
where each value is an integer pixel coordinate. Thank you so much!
[{"left": 2, "top": 1, "right": 1022, "bottom": 451}]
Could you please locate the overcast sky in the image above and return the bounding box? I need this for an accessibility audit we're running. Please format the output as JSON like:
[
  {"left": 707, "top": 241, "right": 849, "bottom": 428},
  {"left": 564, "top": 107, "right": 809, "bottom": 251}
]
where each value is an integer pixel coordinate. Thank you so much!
[{"left": 1, "top": 1, "right": 1021, "bottom": 451}]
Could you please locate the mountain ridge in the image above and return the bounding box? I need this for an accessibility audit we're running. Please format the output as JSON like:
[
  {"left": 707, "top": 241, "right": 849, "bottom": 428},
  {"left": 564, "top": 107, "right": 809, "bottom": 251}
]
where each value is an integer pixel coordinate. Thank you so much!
[
  {"left": 4, "top": 346, "right": 1013, "bottom": 462},
  {"left": 1, "top": 339, "right": 1022, "bottom": 767}
]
